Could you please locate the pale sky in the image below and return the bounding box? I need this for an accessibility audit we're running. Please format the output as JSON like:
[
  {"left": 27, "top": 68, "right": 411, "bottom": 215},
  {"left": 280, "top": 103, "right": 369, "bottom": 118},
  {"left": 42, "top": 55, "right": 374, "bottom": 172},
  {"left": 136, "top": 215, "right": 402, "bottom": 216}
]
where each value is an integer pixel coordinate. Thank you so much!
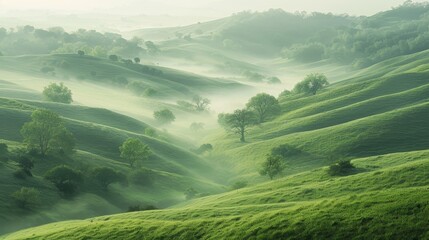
[{"left": 0, "top": 0, "right": 427, "bottom": 17}]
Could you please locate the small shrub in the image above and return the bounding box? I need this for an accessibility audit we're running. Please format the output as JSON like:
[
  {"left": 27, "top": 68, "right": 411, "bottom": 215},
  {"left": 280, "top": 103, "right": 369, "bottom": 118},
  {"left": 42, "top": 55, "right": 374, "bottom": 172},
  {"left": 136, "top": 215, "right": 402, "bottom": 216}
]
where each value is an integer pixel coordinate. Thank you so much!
[
  {"left": 271, "top": 144, "right": 302, "bottom": 158},
  {"left": 231, "top": 181, "right": 248, "bottom": 190},
  {"left": 328, "top": 160, "right": 355, "bottom": 176},
  {"left": 144, "top": 128, "right": 157, "bottom": 138},
  {"left": 45, "top": 165, "right": 83, "bottom": 197},
  {"left": 185, "top": 187, "right": 198, "bottom": 200},
  {"left": 127, "top": 204, "right": 158, "bottom": 212},
  {"left": 193, "top": 144, "right": 213, "bottom": 155},
  {"left": 11, "top": 187, "right": 40, "bottom": 209}
]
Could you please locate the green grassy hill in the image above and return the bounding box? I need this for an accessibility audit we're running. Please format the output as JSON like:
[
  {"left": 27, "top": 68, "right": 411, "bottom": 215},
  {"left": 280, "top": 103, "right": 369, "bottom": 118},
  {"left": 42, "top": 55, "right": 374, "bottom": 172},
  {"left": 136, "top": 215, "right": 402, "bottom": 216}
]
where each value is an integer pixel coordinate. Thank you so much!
[{"left": 3, "top": 149, "right": 428, "bottom": 240}]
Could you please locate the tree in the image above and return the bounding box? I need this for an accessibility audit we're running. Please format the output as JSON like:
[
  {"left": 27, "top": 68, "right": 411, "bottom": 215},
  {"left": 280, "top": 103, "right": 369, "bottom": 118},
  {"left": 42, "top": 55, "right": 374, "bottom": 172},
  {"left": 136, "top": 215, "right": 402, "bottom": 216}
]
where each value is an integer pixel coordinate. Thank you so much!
[
  {"left": 153, "top": 109, "right": 175, "bottom": 125},
  {"left": 11, "top": 187, "right": 40, "bottom": 209},
  {"left": 192, "top": 95, "right": 211, "bottom": 112},
  {"left": 194, "top": 144, "right": 213, "bottom": 154},
  {"left": 246, "top": 93, "right": 280, "bottom": 123},
  {"left": 145, "top": 41, "right": 159, "bottom": 55},
  {"left": 119, "top": 138, "right": 151, "bottom": 167},
  {"left": 134, "top": 57, "right": 140, "bottom": 64},
  {"left": 42, "top": 82, "right": 73, "bottom": 104},
  {"left": 219, "top": 109, "right": 255, "bottom": 142},
  {"left": 293, "top": 73, "right": 329, "bottom": 95},
  {"left": 45, "top": 165, "right": 83, "bottom": 196},
  {"left": 20, "top": 109, "right": 75, "bottom": 156},
  {"left": 91, "top": 167, "right": 126, "bottom": 190},
  {"left": 77, "top": 50, "right": 85, "bottom": 56},
  {"left": 259, "top": 155, "right": 285, "bottom": 180},
  {"left": 109, "top": 55, "right": 119, "bottom": 61}
]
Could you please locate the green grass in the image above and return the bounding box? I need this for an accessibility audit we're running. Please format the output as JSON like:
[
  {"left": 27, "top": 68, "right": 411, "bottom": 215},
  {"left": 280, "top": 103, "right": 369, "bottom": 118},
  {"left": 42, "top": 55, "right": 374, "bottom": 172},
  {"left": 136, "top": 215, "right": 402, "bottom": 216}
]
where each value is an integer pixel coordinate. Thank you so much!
[{"left": 3, "top": 150, "right": 428, "bottom": 240}]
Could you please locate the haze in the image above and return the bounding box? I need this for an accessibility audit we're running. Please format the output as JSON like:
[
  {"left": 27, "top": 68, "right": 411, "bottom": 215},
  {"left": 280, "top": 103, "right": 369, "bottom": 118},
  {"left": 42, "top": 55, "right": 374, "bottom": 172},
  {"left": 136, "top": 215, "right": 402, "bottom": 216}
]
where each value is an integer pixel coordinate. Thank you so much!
[{"left": 0, "top": 0, "right": 427, "bottom": 30}]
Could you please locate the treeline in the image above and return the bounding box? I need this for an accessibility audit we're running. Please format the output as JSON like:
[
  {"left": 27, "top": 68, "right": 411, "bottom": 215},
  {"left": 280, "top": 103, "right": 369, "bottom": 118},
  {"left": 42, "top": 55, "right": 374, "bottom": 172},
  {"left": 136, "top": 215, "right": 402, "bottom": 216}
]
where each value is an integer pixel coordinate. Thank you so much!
[
  {"left": 0, "top": 26, "right": 158, "bottom": 58},
  {"left": 282, "top": 2, "right": 429, "bottom": 68}
]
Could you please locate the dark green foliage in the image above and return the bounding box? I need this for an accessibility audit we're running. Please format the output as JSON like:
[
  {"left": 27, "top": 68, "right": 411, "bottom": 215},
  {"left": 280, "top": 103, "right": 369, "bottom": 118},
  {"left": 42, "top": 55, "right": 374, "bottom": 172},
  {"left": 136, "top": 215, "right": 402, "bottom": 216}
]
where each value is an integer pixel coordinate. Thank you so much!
[
  {"left": 77, "top": 50, "right": 85, "bottom": 56},
  {"left": 13, "top": 169, "right": 28, "bottom": 180},
  {"left": 45, "top": 165, "right": 83, "bottom": 196},
  {"left": 231, "top": 181, "right": 248, "bottom": 190},
  {"left": 91, "top": 167, "right": 126, "bottom": 190},
  {"left": 119, "top": 138, "right": 151, "bottom": 167},
  {"left": 109, "top": 55, "right": 119, "bottom": 61},
  {"left": 271, "top": 144, "right": 302, "bottom": 159},
  {"left": 43, "top": 82, "right": 73, "bottom": 104},
  {"left": 219, "top": 109, "right": 256, "bottom": 142},
  {"left": 143, "top": 88, "right": 158, "bottom": 97},
  {"left": 127, "top": 205, "right": 158, "bottom": 212},
  {"left": 134, "top": 57, "right": 140, "bottom": 64},
  {"left": 20, "top": 109, "right": 75, "bottom": 156},
  {"left": 17, "top": 156, "right": 34, "bottom": 177},
  {"left": 0, "top": 143, "right": 8, "bottom": 161},
  {"left": 260, "top": 155, "right": 285, "bottom": 180},
  {"left": 194, "top": 144, "right": 213, "bottom": 155},
  {"left": 328, "top": 160, "right": 356, "bottom": 176},
  {"left": 144, "top": 128, "right": 157, "bottom": 138},
  {"left": 153, "top": 109, "right": 175, "bottom": 125},
  {"left": 11, "top": 187, "right": 40, "bottom": 209},
  {"left": 293, "top": 73, "right": 329, "bottom": 95},
  {"left": 185, "top": 188, "right": 198, "bottom": 200},
  {"left": 246, "top": 93, "right": 280, "bottom": 123}
]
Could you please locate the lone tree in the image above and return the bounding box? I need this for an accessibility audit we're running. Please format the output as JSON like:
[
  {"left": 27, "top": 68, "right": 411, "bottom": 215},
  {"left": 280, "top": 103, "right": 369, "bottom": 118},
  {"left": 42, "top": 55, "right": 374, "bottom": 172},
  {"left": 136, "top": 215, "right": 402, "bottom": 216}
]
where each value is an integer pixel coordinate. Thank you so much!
[
  {"left": 119, "top": 138, "right": 151, "bottom": 167},
  {"left": 45, "top": 165, "right": 83, "bottom": 197},
  {"left": 192, "top": 95, "right": 210, "bottom": 112},
  {"left": 43, "top": 82, "right": 73, "bottom": 104},
  {"left": 20, "top": 109, "right": 75, "bottom": 157},
  {"left": 153, "top": 109, "right": 175, "bottom": 125},
  {"left": 109, "top": 54, "right": 119, "bottom": 61},
  {"left": 77, "top": 50, "right": 85, "bottom": 56},
  {"left": 260, "top": 155, "right": 285, "bottom": 180},
  {"left": 134, "top": 57, "right": 141, "bottom": 64},
  {"left": 293, "top": 73, "right": 329, "bottom": 95},
  {"left": 246, "top": 93, "right": 280, "bottom": 123},
  {"left": 11, "top": 187, "right": 40, "bottom": 209},
  {"left": 91, "top": 167, "right": 126, "bottom": 190},
  {"left": 219, "top": 109, "right": 255, "bottom": 142}
]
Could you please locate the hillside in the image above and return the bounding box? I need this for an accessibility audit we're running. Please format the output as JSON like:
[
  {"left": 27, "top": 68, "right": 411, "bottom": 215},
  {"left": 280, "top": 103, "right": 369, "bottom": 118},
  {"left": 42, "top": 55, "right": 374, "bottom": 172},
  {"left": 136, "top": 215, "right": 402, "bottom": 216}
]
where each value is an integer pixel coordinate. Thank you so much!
[
  {"left": 1, "top": 2, "right": 429, "bottom": 239},
  {"left": 3, "top": 149, "right": 428, "bottom": 239}
]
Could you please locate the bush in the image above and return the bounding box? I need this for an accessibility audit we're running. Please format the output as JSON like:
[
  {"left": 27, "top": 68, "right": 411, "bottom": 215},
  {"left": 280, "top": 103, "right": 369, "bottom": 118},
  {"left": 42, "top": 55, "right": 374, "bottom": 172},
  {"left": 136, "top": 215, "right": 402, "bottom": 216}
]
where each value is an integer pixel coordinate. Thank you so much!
[
  {"left": 231, "top": 181, "right": 248, "bottom": 190},
  {"left": 127, "top": 204, "right": 158, "bottom": 212},
  {"left": 328, "top": 160, "right": 356, "bottom": 176},
  {"left": 11, "top": 187, "right": 40, "bottom": 209},
  {"left": 153, "top": 109, "right": 175, "bottom": 125},
  {"left": 185, "top": 187, "right": 198, "bottom": 200},
  {"left": 45, "top": 165, "right": 83, "bottom": 197},
  {"left": 43, "top": 82, "right": 73, "bottom": 104},
  {"left": 144, "top": 128, "right": 157, "bottom": 138},
  {"left": 271, "top": 144, "right": 302, "bottom": 158},
  {"left": 91, "top": 167, "right": 127, "bottom": 190},
  {"left": 193, "top": 144, "right": 213, "bottom": 155}
]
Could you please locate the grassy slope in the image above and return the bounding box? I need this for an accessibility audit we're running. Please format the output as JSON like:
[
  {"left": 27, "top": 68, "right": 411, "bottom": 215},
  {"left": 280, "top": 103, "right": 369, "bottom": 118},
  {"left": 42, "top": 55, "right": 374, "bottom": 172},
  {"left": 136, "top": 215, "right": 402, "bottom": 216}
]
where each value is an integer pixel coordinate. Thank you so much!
[
  {"left": 205, "top": 52, "right": 429, "bottom": 180},
  {"left": 0, "top": 54, "right": 245, "bottom": 99},
  {"left": 3, "top": 150, "right": 428, "bottom": 240}
]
